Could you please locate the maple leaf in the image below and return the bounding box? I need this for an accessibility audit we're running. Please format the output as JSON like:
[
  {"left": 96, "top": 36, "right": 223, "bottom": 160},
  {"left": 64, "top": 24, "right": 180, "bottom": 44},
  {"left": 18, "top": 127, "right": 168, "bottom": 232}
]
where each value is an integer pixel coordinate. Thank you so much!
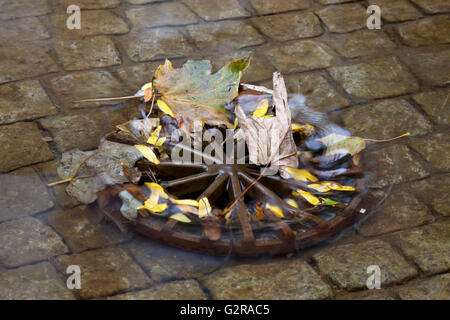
[
  {"left": 153, "top": 58, "right": 250, "bottom": 130},
  {"left": 317, "top": 133, "right": 366, "bottom": 156}
]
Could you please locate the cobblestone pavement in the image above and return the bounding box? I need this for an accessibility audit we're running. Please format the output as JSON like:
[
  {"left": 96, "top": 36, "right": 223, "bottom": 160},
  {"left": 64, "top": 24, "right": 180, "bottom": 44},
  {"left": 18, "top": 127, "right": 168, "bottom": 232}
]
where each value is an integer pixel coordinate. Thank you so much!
[{"left": 0, "top": 0, "right": 449, "bottom": 300}]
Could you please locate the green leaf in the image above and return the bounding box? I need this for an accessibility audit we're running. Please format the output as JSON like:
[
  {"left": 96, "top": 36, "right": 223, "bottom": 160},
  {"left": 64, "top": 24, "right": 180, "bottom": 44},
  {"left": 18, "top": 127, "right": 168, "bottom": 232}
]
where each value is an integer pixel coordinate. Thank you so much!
[
  {"left": 153, "top": 58, "right": 250, "bottom": 130},
  {"left": 321, "top": 198, "right": 340, "bottom": 206},
  {"left": 317, "top": 133, "right": 366, "bottom": 156}
]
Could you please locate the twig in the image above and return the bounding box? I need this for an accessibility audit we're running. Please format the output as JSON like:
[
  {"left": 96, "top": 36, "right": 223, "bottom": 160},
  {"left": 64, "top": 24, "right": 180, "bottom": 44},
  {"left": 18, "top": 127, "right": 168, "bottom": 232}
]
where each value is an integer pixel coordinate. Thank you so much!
[
  {"left": 73, "top": 95, "right": 144, "bottom": 103},
  {"left": 47, "top": 151, "right": 100, "bottom": 186},
  {"left": 363, "top": 132, "right": 410, "bottom": 143}
]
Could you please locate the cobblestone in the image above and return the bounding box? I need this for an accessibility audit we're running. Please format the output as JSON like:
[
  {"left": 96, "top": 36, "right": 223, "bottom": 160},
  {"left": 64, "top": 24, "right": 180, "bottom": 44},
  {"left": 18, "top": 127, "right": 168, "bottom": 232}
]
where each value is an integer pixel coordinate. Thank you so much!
[
  {"left": 412, "top": 89, "right": 450, "bottom": 126},
  {"left": 183, "top": 0, "right": 250, "bottom": 21},
  {"left": 367, "top": 0, "right": 422, "bottom": 22},
  {"left": 316, "top": 3, "right": 367, "bottom": 33}
]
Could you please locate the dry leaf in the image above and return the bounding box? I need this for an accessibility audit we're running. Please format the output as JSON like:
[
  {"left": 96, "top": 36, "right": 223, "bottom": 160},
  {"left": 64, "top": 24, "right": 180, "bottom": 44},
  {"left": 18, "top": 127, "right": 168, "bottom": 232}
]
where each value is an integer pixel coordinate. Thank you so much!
[
  {"left": 170, "top": 213, "right": 191, "bottom": 223},
  {"left": 285, "top": 168, "right": 318, "bottom": 182},
  {"left": 157, "top": 99, "right": 175, "bottom": 118},
  {"left": 134, "top": 145, "right": 160, "bottom": 164},
  {"left": 293, "top": 189, "right": 321, "bottom": 206},
  {"left": 265, "top": 203, "right": 284, "bottom": 218},
  {"left": 198, "top": 197, "right": 212, "bottom": 219},
  {"left": 253, "top": 99, "right": 269, "bottom": 117},
  {"left": 317, "top": 133, "right": 366, "bottom": 156}
]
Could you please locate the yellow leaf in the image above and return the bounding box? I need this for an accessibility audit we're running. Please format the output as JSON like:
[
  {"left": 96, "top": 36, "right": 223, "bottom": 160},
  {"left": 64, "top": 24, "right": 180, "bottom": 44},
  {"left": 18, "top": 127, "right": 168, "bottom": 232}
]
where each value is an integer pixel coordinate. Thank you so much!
[
  {"left": 171, "top": 198, "right": 199, "bottom": 207},
  {"left": 308, "top": 183, "right": 331, "bottom": 193},
  {"left": 286, "top": 198, "right": 299, "bottom": 208},
  {"left": 253, "top": 99, "right": 269, "bottom": 117},
  {"left": 321, "top": 181, "right": 355, "bottom": 191},
  {"left": 285, "top": 168, "right": 318, "bottom": 182},
  {"left": 145, "top": 182, "right": 169, "bottom": 199},
  {"left": 198, "top": 197, "right": 212, "bottom": 218},
  {"left": 233, "top": 117, "right": 239, "bottom": 129},
  {"left": 265, "top": 203, "right": 284, "bottom": 218},
  {"left": 292, "top": 123, "right": 315, "bottom": 136},
  {"left": 157, "top": 99, "right": 175, "bottom": 118},
  {"left": 170, "top": 213, "right": 191, "bottom": 223},
  {"left": 140, "top": 82, "right": 153, "bottom": 91},
  {"left": 294, "top": 189, "right": 321, "bottom": 206},
  {"left": 176, "top": 204, "right": 198, "bottom": 214},
  {"left": 147, "top": 125, "right": 166, "bottom": 146},
  {"left": 135, "top": 145, "right": 160, "bottom": 164},
  {"left": 137, "top": 201, "right": 168, "bottom": 213}
]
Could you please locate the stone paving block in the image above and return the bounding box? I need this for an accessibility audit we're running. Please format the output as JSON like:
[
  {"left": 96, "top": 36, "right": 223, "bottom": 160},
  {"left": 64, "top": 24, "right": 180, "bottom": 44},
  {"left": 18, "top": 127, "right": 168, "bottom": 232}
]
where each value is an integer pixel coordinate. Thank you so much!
[
  {"left": 316, "top": 3, "right": 367, "bottom": 33},
  {"left": 116, "top": 61, "right": 165, "bottom": 91},
  {"left": 365, "top": 144, "right": 429, "bottom": 188},
  {"left": 411, "top": 0, "right": 450, "bottom": 14},
  {"left": 121, "top": 28, "right": 194, "bottom": 62},
  {"left": 412, "top": 89, "right": 449, "bottom": 126},
  {"left": 0, "top": 80, "right": 57, "bottom": 125},
  {"left": 367, "top": 0, "right": 422, "bottom": 22},
  {"left": 127, "top": 238, "right": 226, "bottom": 281},
  {"left": 201, "top": 258, "right": 333, "bottom": 300},
  {"left": 326, "top": 30, "right": 396, "bottom": 58},
  {"left": 52, "top": 247, "right": 152, "bottom": 299},
  {"left": 395, "top": 16, "right": 450, "bottom": 47},
  {"left": 187, "top": 21, "right": 265, "bottom": 52},
  {"left": 285, "top": 72, "right": 349, "bottom": 112},
  {"left": 0, "top": 167, "right": 54, "bottom": 222},
  {"left": 340, "top": 99, "right": 432, "bottom": 139},
  {"left": 0, "top": 44, "right": 58, "bottom": 84},
  {"left": 53, "top": 36, "right": 121, "bottom": 71},
  {"left": 356, "top": 190, "right": 434, "bottom": 237},
  {"left": 0, "top": 217, "right": 69, "bottom": 267},
  {"left": 251, "top": 12, "right": 322, "bottom": 42},
  {"left": 0, "top": 122, "right": 54, "bottom": 172},
  {"left": 410, "top": 174, "right": 450, "bottom": 217},
  {"left": 393, "top": 220, "right": 450, "bottom": 275},
  {"left": 0, "top": 16, "right": 50, "bottom": 43},
  {"left": 47, "top": 70, "right": 131, "bottom": 108},
  {"left": 328, "top": 57, "right": 419, "bottom": 100},
  {"left": 183, "top": 0, "right": 250, "bottom": 21},
  {"left": 0, "top": 262, "right": 76, "bottom": 300},
  {"left": 400, "top": 49, "right": 450, "bottom": 86},
  {"left": 396, "top": 273, "right": 450, "bottom": 300},
  {"left": 34, "top": 161, "right": 81, "bottom": 208},
  {"left": 409, "top": 133, "right": 450, "bottom": 171},
  {"left": 39, "top": 106, "right": 140, "bottom": 152},
  {"left": 57, "top": 0, "right": 120, "bottom": 9},
  {"left": 264, "top": 40, "right": 336, "bottom": 73},
  {"left": 312, "top": 240, "right": 418, "bottom": 291},
  {"left": 249, "top": 0, "right": 310, "bottom": 14},
  {"left": 0, "top": 0, "right": 52, "bottom": 20},
  {"left": 108, "top": 280, "right": 207, "bottom": 300},
  {"left": 126, "top": 2, "right": 199, "bottom": 29},
  {"left": 50, "top": 11, "right": 129, "bottom": 38},
  {"left": 46, "top": 206, "right": 129, "bottom": 253}
]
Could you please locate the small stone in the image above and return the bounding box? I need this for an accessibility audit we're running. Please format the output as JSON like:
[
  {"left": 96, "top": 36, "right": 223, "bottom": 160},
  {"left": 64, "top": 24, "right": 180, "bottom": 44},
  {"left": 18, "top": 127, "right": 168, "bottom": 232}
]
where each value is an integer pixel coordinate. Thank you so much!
[
  {"left": 0, "top": 44, "right": 58, "bottom": 84},
  {"left": 127, "top": 238, "right": 226, "bottom": 281},
  {"left": 400, "top": 49, "right": 450, "bottom": 86},
  {"left": 264, "top": 40, "right": 336, "bottom": 73},
  {"left": 365, "top": 144, "right": 429, "bottom": 188},
  {"left": 249, "top": 0, "right": 310, "bottom": 14},
  {"left": 0, "top": 0, "right": 52, "bottom": 20},
  {"left": 108, "top": 280, "right": 207, "bottom": 300},
  {"left": 313, "top": 240, "right": 418, "bottom": 291},
  {"left": 183, "top": 0, "right": 249, "bottom": 21},
  {"left": 201, "top": 259, "right": 333, "bottom": 300},
  {"left": 0, "top": 217, "right": 69, "bottom": 267},
  {"left": 367, "top": 0, "right": 422, "bottom": 22},
  {"left": 409, "top": 133, "right": 450, "bottom": 171},
  {"left": 410, "top": 0, "right": 450, "bottom": 14},
  {"left": 187, "top": 21, "right": 265, "bottom": 52},
  {"left": 397, "top": 273, "right": 450, "bottom": 300},
  {"left": 0, "top": 262, "right": 76, "bottom": 300},
  {"left": 126, "top": 2, "right": 198, "bottom": 29},
  {"left": 0, "top": 167, "right": 54, "bottom": 222},
  {"left": 251, "top": 12, "right": 322, "bottom": 41},
  {"left": 120, "top": 28, "right": 194, "bottom": 62},
  {"left": 337, "top": 289, "right": 395, "bottom": 300},
  {"left": 410, "top": 174, "right": 450, "bottom": 217},
  {"left": 395, "top": 16, "right": 450, "bottom": 47},
  {"left": 46, "top": 70, "right": 131, "bottom": 108},
  {"left": 326, "top": 30, "right": 396, "bottom": 58},
  {"left": 53, "top": 36, "right": 121, "bottom": 71},
  {"left": 39, "top": 106, "right": 140, "bottom": 152},
  {"left": 412, "top": 89, "right": 450, "bottom": 125},
  {"left": 328, "top": 57, "right": 419, "bottom": 100},
  {"left": 34, "top": 161, "right": 81, "bottom": 208},
  {"left": 340, "top": 99, "right": 431, "bottom": 139},
  {"left": 356, "top": 190, "right": 434, "bottom": 237},
  {"left": 316, "top": 3, "right": 367, "bottom": 33},
  {"left": 0, "top": 122, "right": 54, "bottom": 172},
  {"left": 393, "top": 220, "right": 450, "bottom": 275},
  {"left": 285, "top": 72, "right": 349, "bottom": 112},
  {"left": 57, "top": 0, "right": 120, "bottom": 9},
  {"left": 52, "top": 247, "right": 152, "bottom": 299},
  {"left": 0, "top": 17, "right": 49, "bottom": 42},
  {"left": 0, "top": 80, "right": 57, "bottom": 125},
  {"left": 50, "top": 11, "right": 129, "bottom": 38},
  {"left": 46, "top": 206, "right": 129, "bottom": 253}
]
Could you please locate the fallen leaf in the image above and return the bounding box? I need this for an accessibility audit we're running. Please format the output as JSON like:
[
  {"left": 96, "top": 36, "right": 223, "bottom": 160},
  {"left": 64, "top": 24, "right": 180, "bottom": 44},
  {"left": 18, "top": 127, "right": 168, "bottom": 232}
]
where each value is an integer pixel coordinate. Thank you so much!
[
  {"left": 286, "top": 198, "right": 299, "bottom": 208},
  {"left": 147, "top": 125, "right": 166, "bottom": 146},
  {"left": 134, "top": 145, "right": 160, "bottom": 164},
  {"left": 321, "top": 198, "right": 340, "bottom": 206},
  {"left": 170, "top": 213, "right": 192, "bottom": 223},
  {"left": 293, "top": 189, "right": 321, "bottom": 206},
  {"left": 317, "top": 133, "right": 366, "bottom": 156},
  {"left": 265, "top": 203, "right": 284, "bottom": 218},
  {"left": 253, "top": 99, "right": 269, "bottom": 117},
  {"left": 157, "top": 99, "right": 175, "bottom": 118},
  {"left": 321, "top": 181, "right": 355, "bottom": 191},
  {"left": 170, "top": 198, "right": 199, "bottom": 207},
  {"left": 153, "top": 58, "right": 249, "bottom": 130},
  {"left": 255, "top": 202, "right": 264, "bottom": 221},
  {"left": 144, "top": 87, "right": 152, "bottom": 102},
  {"left": 285, "top": 168, "right": 318, "bottom": 182},
  {"left": 292, "top": 123, "right": 314, "bottom": 136},
  {"left": 307, "top": 183, "right": 331, "bottom": 193},
  {"left": 198, "top": 197, "right": 212, "bottom": 219}
]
